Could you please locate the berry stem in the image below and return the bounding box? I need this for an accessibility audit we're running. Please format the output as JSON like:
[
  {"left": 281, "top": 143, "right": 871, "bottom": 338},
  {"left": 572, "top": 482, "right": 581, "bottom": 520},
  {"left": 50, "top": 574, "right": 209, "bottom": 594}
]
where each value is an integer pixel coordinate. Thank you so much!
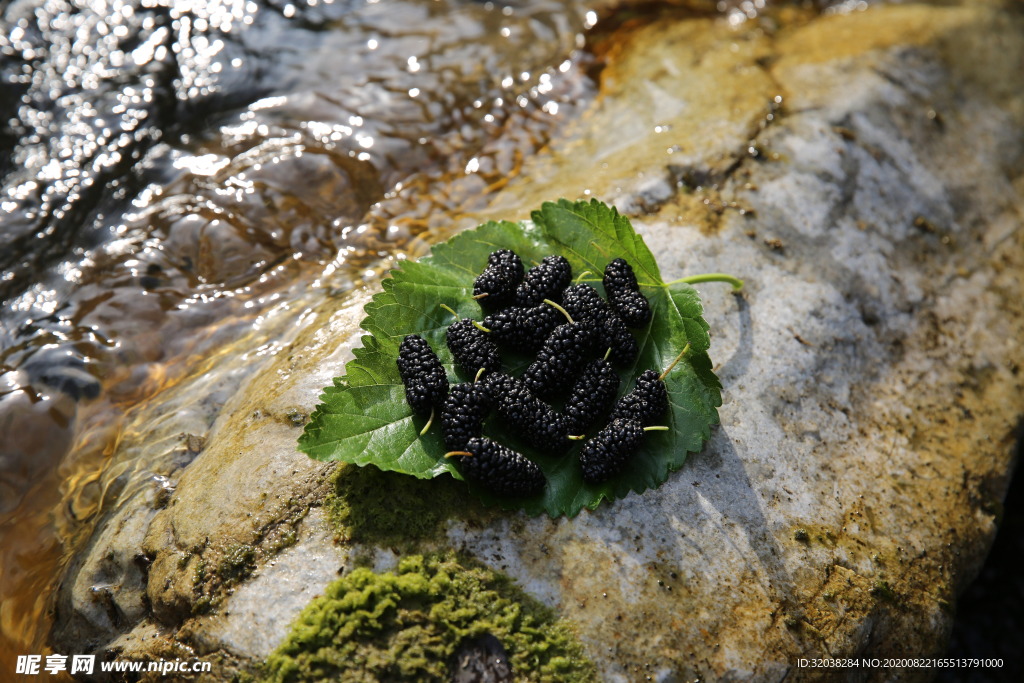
[
  {"left": 574, "top": 270, "right": 593, "bottom": 285},
  {"left": 474, "top": 367, "right": 486, "bottom": 383},
  {"left": 542, "top": 298, "right": 574, "bottom": 324},
  {"left": 603, "top": 347, "right": 612, "bottom": 361},
  {"left": 471, "top": 292, "right": 489, "bottom": 300},
  {"left": 440, "top": 303, "right": 461, "bottom": 320},
  {"left": 567, "top": 434, "right": 585, "bottom": 441},
  {"left": 659, "top": 342, "right": 691, "bottom": 381},
  {"left": 666, "top": 273, "right": 744, "bottom": 290},
  {"left": 444, "top": 451, "right": 472, "bottom": 458},
  {"left": 643, "top": 426, "right": 669, "bottom": 431},
  {"left": 473, "top": 320, "right": 492, "bottom": 333},
  {"left": 420, "top": 408, "right": 435, "bottom": 436}
]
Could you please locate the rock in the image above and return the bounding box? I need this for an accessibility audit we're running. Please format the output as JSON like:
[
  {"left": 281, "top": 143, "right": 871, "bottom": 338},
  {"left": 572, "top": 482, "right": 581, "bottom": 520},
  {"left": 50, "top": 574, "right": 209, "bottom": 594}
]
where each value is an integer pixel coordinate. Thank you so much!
[
  {"left": 51, "top": 3, "right": 1024, "bottom": 681},
  {"left": 450, "top": 634, "right": 514, "bottom": 683}
]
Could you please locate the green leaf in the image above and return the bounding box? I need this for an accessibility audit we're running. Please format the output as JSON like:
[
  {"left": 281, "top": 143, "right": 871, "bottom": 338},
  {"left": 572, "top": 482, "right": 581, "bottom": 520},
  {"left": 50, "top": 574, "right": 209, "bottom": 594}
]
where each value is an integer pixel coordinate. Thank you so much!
[{"left": 298, "top": 199, "right": 723, "bottom": 518}]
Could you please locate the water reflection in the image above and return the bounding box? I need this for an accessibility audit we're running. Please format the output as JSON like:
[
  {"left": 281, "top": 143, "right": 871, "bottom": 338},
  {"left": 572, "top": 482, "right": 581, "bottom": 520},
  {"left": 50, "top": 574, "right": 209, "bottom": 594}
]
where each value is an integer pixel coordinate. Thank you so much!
[{"left": 1, "top": 0, "right": 593, "bottom": 669}]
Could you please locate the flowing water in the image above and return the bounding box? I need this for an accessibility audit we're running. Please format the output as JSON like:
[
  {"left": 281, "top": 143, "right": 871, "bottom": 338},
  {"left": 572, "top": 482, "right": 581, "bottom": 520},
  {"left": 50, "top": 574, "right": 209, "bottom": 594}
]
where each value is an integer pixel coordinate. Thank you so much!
[{"left": 0, "top": 0, "right": 600, "bottom": 671}]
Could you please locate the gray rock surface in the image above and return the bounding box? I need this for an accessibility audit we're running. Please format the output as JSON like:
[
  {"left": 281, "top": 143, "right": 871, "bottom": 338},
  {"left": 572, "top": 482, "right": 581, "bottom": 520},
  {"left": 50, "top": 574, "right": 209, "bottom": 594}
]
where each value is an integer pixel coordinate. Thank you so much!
[{"left": 52, "top": 3, "right": 1024, "bottom": 681}]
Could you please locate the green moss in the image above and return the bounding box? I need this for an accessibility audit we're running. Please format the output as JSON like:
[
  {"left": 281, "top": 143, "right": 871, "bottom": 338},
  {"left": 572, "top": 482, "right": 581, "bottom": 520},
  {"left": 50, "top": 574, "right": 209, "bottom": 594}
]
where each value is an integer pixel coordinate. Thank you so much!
[
  {"left": 193, "top": 558, "right": 207, "bottom": 587},
  {"left": 269, "top": 529, "right": 298, "bottom": 553},
  {"left": 261, "top": 552, "right": 596, "bottom": 683},
  {"left": 326, "top": 464, "right": 494, "bottom": 550},
  {"left": 193, "top": 595, "right": 213, "bottom": 616},
  {"left": 870, "top": 580, "right": 896, "bottom": 602},
  {"left": 217, "top": 544, "right": 257, "bottom": 588}
]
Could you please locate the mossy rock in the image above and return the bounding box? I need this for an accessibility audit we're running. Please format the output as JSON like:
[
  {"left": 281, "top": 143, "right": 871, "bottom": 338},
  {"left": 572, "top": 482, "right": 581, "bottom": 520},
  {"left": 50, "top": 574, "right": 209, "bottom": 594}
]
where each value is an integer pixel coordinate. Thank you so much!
[{"left": 262, "top": 552, "right": 596, "bottom": 683}]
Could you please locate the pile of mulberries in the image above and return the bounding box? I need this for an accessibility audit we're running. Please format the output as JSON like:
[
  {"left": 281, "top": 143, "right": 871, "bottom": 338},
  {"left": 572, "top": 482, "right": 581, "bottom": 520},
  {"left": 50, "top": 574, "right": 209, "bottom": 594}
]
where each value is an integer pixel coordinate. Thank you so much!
[{"left": 396, "top": 247, "right": 679, "bottom": 495}]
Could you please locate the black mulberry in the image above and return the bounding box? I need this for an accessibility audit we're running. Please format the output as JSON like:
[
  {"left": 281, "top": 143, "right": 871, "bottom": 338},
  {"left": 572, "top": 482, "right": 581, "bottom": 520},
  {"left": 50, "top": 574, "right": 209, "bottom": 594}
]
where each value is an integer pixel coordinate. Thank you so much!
[
  {"left": 481, "top": 303, "right": 562, "bottom": 353},
  {"left": 580, "top": 418, "right": 645, "bottom": 484},
  {"left": 563, "top": 359, "right": 619, "bottom": 434},
  {"left": 396, "top": 335, "right": 449, "bottom": 416},
  {"left": 485, "top": 373, "right": 573, "bottom": 454},
  {"left": 521, "top": 321, "right": 597, "bottom": 400},
  {"left": 601, "top": 315, "right": 639, "bottom": 367},
  {"left": 561, "top": 283, "right": 608, "bottom": 325},
  {"left": 447, "top": 318, "right": 502, "bottom": 377},
  {"left": 603, "top": 258, "right": 652, "bottom": 328},
  {"left": 513, "top": 255, "right": 572, "bottom": 308},
  {"left": 474, "top": 249, "right": 523, "bottom": 307},
  {"left": 441, "top": 382, "right": 494, "bottom": 451},
  {"left": 454, "top": 437, "right": 545, "bottom": 497},
  {"left": 561, "top": 284, "right": 638, "bottom": 367},
  {"left": 608, "top": 369, "right": 667, "bottom": 426}
]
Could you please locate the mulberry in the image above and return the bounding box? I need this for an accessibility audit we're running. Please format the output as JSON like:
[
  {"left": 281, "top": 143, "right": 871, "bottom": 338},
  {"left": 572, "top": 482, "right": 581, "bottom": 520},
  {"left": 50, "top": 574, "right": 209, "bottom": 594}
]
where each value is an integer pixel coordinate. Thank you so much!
[
  {"left": 603, "top": 258, "right": 652, "bottom": 328},
  {"left": 608, "top": 369, "right": 668, "bottom": 426},
  {"left": 513, "top": 255, "right": 572, "bottom": 308},
  {"left": 447, "top": 318, "right": 502, "bottom": 377},
  {"left": 561, "top": 284, "right": 638, "bottom": 367},
  {"left": 561, "top": 283, "right": 609, "bottom": 325},
  {"left": 601, "top": 316, "right": 639, "bottom": 367},
  {"left": 481, "top": 303, "right": 562, "bottom": 353},
  {"left": 563, "top": 359, "right": 619, "bottom": 434},
  {"left": 579, "top": 418, "right": 645, "bottom": 484},
  {"left": 521, "top": 321, "right": 597, "bottom": 400},
  {"left": 396, "top": 335, "right": 449, "bottom": 416},
  {"left": 441, "top": 382, "right": 494, "bottom": 451},
  {"left": 485, "top": 373, "right": 573, "bottom": 454},
  {"left": 452, "top": 437, "right": 545, "bottom": 497},
  {"left": 473, "top": 249, "right": 523, "bottom": 307}
]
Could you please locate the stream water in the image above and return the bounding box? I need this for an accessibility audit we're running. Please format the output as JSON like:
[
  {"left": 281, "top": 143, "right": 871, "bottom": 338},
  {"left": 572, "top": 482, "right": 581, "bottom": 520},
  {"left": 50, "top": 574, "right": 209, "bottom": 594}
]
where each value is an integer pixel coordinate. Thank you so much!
[{"left": 0, "top": 0, "right": 598, "bottom": 671}]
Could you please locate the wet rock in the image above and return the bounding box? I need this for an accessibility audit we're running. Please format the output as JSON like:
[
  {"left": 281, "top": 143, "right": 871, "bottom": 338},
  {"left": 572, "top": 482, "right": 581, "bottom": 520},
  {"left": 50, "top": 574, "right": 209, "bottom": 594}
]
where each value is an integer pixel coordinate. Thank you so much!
[
  {"left": 449, "top": 634, "right": 513, "bottom": 683},
  {"left": 51, "top": 3, "right": 1024, "bottom": 681}
]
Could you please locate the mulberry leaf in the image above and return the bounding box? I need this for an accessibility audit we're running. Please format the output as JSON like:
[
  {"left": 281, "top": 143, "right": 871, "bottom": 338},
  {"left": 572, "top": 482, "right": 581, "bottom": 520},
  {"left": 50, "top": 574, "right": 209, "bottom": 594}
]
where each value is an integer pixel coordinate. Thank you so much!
[{"left": 298, "top": 201, "right": 723, "bottom": 518}]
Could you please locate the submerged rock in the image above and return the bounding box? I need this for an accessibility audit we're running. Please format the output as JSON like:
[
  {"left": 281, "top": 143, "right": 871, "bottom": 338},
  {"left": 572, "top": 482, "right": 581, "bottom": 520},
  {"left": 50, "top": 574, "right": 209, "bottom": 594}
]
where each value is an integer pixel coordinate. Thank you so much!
[{"left": 52, "top": 3, "right": 1024, "bottom": 681}]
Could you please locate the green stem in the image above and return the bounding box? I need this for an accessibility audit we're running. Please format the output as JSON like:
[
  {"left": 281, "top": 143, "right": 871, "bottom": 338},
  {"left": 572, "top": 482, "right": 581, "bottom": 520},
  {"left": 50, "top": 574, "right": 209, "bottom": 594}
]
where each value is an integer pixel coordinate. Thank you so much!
[
  {"left": 444, "top": 450, "right": 471, "bottom": 458},
  {"left": 567, "top": 434, "right": 585, "bottom": 441},
  {"left": 574, "top": 270, "right": 593, "bottom": 285},
  {"left": 473, "top": 320, "right": 491, "bottom": 333},
  {"left": 419, "top": 408, "right": 435, "bottom": 436},
  {"left": 667, "top": 273, "right": 744, "bottom": 290},
  {"left": 644, "top": 426, "right": 669, "bottom": 432},
  {"left": 440, "top": 304, "right": 460, "bottom": 320},
  {"left": 543, "top": 299, "right": 574, "bottom": 324},
  {"left": 603, "top": 347, "right": 611, "bottom": 362},
  {"left": 474, "top": 367, "right": 485, "bottom": 383}
]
